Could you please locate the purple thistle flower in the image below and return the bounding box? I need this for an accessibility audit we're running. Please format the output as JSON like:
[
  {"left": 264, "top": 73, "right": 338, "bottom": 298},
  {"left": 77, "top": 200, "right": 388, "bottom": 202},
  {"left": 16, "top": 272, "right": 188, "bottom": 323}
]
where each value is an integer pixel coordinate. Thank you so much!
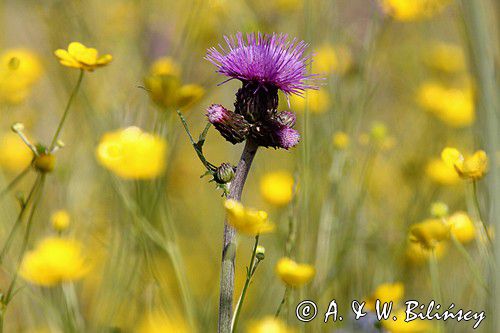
[
  {"left": 206, "top": 32, "right": 317, "bottom": 96},
  {"left": 274, "top": 126, "right": 300, "bottom": 149}
]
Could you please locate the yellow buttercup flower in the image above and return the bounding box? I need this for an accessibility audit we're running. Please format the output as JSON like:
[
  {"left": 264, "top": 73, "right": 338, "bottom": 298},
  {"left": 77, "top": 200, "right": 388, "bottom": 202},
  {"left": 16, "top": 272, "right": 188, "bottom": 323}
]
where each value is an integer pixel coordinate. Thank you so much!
[
  {"left": 20, "top": 237, "right": 89, "bottom": 286},
  {"left": 246, "top": 316, "right": 294, "bottom": 333},
  {"left": 313, "top": 44, "right": 352, "bottom": 75},
  {"left": 0, "top": 132, "right": 33, "bottom": 172},
  {"left": 51, "top": 210, "right": 70, "bottom": 232},
  {"left": 290, "top": 89, "right": 330, "bottom": 114},
  {"left": 365, "top": 282, "right": 404, "bottom": 311},
  {"left": 382, "top": 309, "right": 432, "bottom": 332},
  {"left": 96, "top": 126, "right": 167, "bottom": 180},
  {"left": 176, "top": 84, "right": 206, "bottom": 109},
  {"left": 409, "top": 219, "right": 450, "bottom": 249},
  {"left": 275, "top": 257, "right": 315, "bottom": 287},
  {"left": 149, "top": 57, "right": 181, "bottom": 77},
  {"left": 425, "top": 158, "right": 460, "bottom": 185},
  {"left": 380, "top": 0, "right": 450, "bottom": 21},
  {"left": 224, "top": 199, "right": 275, "bottom": 236},
  {"left": 446, "top": 211, "right": 476, "bottom": 244},
  {"left": 406, "top": 240, "right": 446, "bottom": 264},
  {"left": 137, "top": 310, "right": 191, "bottom": 333},
  {"left": 332, "top": 131, "right": 350, "bottom": 149},
  {"left": 259, "top": 171, "right": 294, "bottom": 206},
  {"left": 417, "top": 82, "right": 475, "bottom": 128},
  {"left": 0, "top": 49, "right": 42, "bottom": 104},
  {"left": 441, "top": 147, "right": 488, "bottom": 180},
  {"left": 54, "top": 42, "right": 112, "bottom": 71},
  {"left": 425, "top": 42, "right": 466, "bottom": 73},
  {"left": 144, "top": 57, "right": 205, "bottom": 111}
]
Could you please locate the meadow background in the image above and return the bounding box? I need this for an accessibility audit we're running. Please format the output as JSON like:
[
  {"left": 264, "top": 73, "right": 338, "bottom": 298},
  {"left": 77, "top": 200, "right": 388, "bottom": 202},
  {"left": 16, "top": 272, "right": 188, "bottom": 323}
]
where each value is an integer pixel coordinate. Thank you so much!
[{"left": 0, "top": 0, "right": 498, "bottom": 332}]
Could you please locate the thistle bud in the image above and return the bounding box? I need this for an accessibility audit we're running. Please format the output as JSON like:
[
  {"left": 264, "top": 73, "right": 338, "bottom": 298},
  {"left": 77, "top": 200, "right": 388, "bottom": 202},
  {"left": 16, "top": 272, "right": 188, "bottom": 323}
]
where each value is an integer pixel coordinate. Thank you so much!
[
  {"left": 256, "top": 245, "right": 265, "bottom": 260},
  {"left": 215, "top": 162, "right": 235, "bottom": 184},
  {"left": 276, "top": 111, "right": 296, "bottom": 127},
  {"left": 274, "top": 126, "right": 300, "bottom": 149},
  {"left": 207, "top": 104, "right": 250, "bottom": 144}
]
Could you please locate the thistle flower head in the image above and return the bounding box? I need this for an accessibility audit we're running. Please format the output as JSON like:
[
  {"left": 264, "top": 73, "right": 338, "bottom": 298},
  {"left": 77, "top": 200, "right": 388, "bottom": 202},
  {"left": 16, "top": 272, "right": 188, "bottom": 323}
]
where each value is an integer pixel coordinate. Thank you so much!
[{"left": 206, "top": 32, "right": 317, "bottom": 96}]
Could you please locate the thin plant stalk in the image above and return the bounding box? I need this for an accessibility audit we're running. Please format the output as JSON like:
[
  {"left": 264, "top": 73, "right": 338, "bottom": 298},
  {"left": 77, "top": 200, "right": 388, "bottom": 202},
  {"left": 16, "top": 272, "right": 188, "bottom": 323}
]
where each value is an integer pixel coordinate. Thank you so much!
[
  {"left": 0, "top": 175, "right": 41, "bottom": 264},
  {"left": 275, "top": 287, "right": 290, "bottom": 318},
  {"left": 49, "top": 69, "right": 84, "bottom": 150},
  {"left": 428, "top": 249, "right": 443, "bottom": 333},
  {"left": 231, "top": 235, "right": 260, "bottom": 333},
  {"left": 219, "top": 139, "right": 259, "bottom": 333},
  {"left": 471, "top": 181, "right": 491, "bottom": 245},
  {"left": 4, "top": 174, "right": 46, "bottom": 304},
  {"left": 0, "top": 165, "right": 30, "bottom": 198}
]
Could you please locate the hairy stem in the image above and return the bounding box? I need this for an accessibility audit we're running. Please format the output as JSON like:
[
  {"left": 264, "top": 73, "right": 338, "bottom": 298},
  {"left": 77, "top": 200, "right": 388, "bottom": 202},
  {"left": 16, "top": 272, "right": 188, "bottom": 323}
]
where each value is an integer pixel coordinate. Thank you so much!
[{"left": 218, "top": 139, "right": 259, "bottom": 333}]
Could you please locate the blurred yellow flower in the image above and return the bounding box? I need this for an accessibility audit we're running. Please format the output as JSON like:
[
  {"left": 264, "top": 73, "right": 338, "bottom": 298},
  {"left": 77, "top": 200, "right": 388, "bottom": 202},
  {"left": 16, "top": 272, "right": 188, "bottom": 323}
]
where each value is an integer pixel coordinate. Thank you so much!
[
  {"left": 365, "top": 282, "right": 404, "bottom": 311},
  {"left": 425, "top": 42, "right": 466, "bottom": 73},
  {"left": 406, "top": 240, "right": 446, "bottom": 263},
  {"left": 417, "top": 82, "right": 475, "bottom": 128},
  {"left": 149, "top": 57, "right": 181, "bottom": 77},
  {"left": 20, "top": 237, "right": 88, "bottom": 286},
  {"left": 290, "top": 89, "right": 330, "bottom": 114},
  {"left": 137, "top": 310, "right": 191, "bottom": 333},
  {"left": 96, "top": 126, "right": 167, "bottom": 179},
  {"left": 54, "top": 42, "right": 112, "bottom": 71},
  {"left": 409, "top": 218, "right": 450, "bottom": 249},
  {"left": 51, "top": 210, "right": 70, "bottom": 232},
  {"left": 246, "top": 316, "right": 293, "bottom": 333},
  {"left": 0, "top": 49, "right": 42, "bottom": 104},
  {"left": 0, "top": 132, "right": 33, "bottom": 172},
  {"left": 441, "top": 147, "right": 488, "bottom": 180},
  {"left": 176, "top": 84, "right": 206, "bottom": 109},
  {"left": 275, "top": 257, "right": 315, "bottom": 287},
  {"left": 380, "top": 0, "right": 450, "bottom": 21},
  {"left": 145, "top": 57, "right": 205, "bottom": 111},
  {"left": 382, "top": 309, "right": 432, "bottom": 332},
  {"left": 425, "top": 158, "right": 460, "bottom": 185},
  {"left": 332, "top": 131, "right": 350, "bottom": 149},
  {"left": 446, "top": 211, "right": 475, "bottom": 244},
  {"left": 224, "top": 199, "right": 275, "bottom": 236},
  {"left": 313, "top": 44, "right": 352, "bottom": 75},
  {"left": 260, "top": 171, "right": 294, "bottom": 206}
]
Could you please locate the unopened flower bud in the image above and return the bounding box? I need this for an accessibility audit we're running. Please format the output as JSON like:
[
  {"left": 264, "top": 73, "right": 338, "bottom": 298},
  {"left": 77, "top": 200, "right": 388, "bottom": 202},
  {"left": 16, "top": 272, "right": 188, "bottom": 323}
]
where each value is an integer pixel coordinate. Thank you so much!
[
  {"left": 51, "top": 210, "right": 70, "bottom": 232},
  {"left": 431, "top": 202, "right": 449, "bottom": 218},
  {"left": 256, "top": 245, "right": 265, "bottom": 260},
  {"left": 215, "top": 162, "right": 235, "bottom": 184},
  {"left": 207, "top": 104, "right": 250, "bottom": 144},
  {"left": 274, "top": 126, "right": 300, "bottom": 149},
  {"left": 370, "top": 122, "right": 388, "bottom": 142},
  {"left": 11, "top": 122, "right": 25, "bottom": 133},
  {"left": 33, "top": 153, "right": 55, "bottom": 173}
]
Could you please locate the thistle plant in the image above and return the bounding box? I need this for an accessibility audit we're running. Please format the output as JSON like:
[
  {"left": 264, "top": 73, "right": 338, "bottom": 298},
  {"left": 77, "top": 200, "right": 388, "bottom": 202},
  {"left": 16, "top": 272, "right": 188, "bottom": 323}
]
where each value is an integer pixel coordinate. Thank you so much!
[{"left": 177, "top": 32, "right": 317, "bottom": 333}]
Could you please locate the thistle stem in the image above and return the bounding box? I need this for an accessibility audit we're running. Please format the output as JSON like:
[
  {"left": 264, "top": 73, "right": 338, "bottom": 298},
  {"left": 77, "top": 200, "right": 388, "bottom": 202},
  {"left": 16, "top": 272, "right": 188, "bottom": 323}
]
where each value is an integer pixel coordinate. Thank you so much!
[
  {"left": 231, "top": 235, "right": 260, "bottom": 333},
  {"left": 49, "top": 69, "right": 84, "bottom": 150},
  {"left": 218, "top": 139, "right": 259, "bottom": 333}
]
